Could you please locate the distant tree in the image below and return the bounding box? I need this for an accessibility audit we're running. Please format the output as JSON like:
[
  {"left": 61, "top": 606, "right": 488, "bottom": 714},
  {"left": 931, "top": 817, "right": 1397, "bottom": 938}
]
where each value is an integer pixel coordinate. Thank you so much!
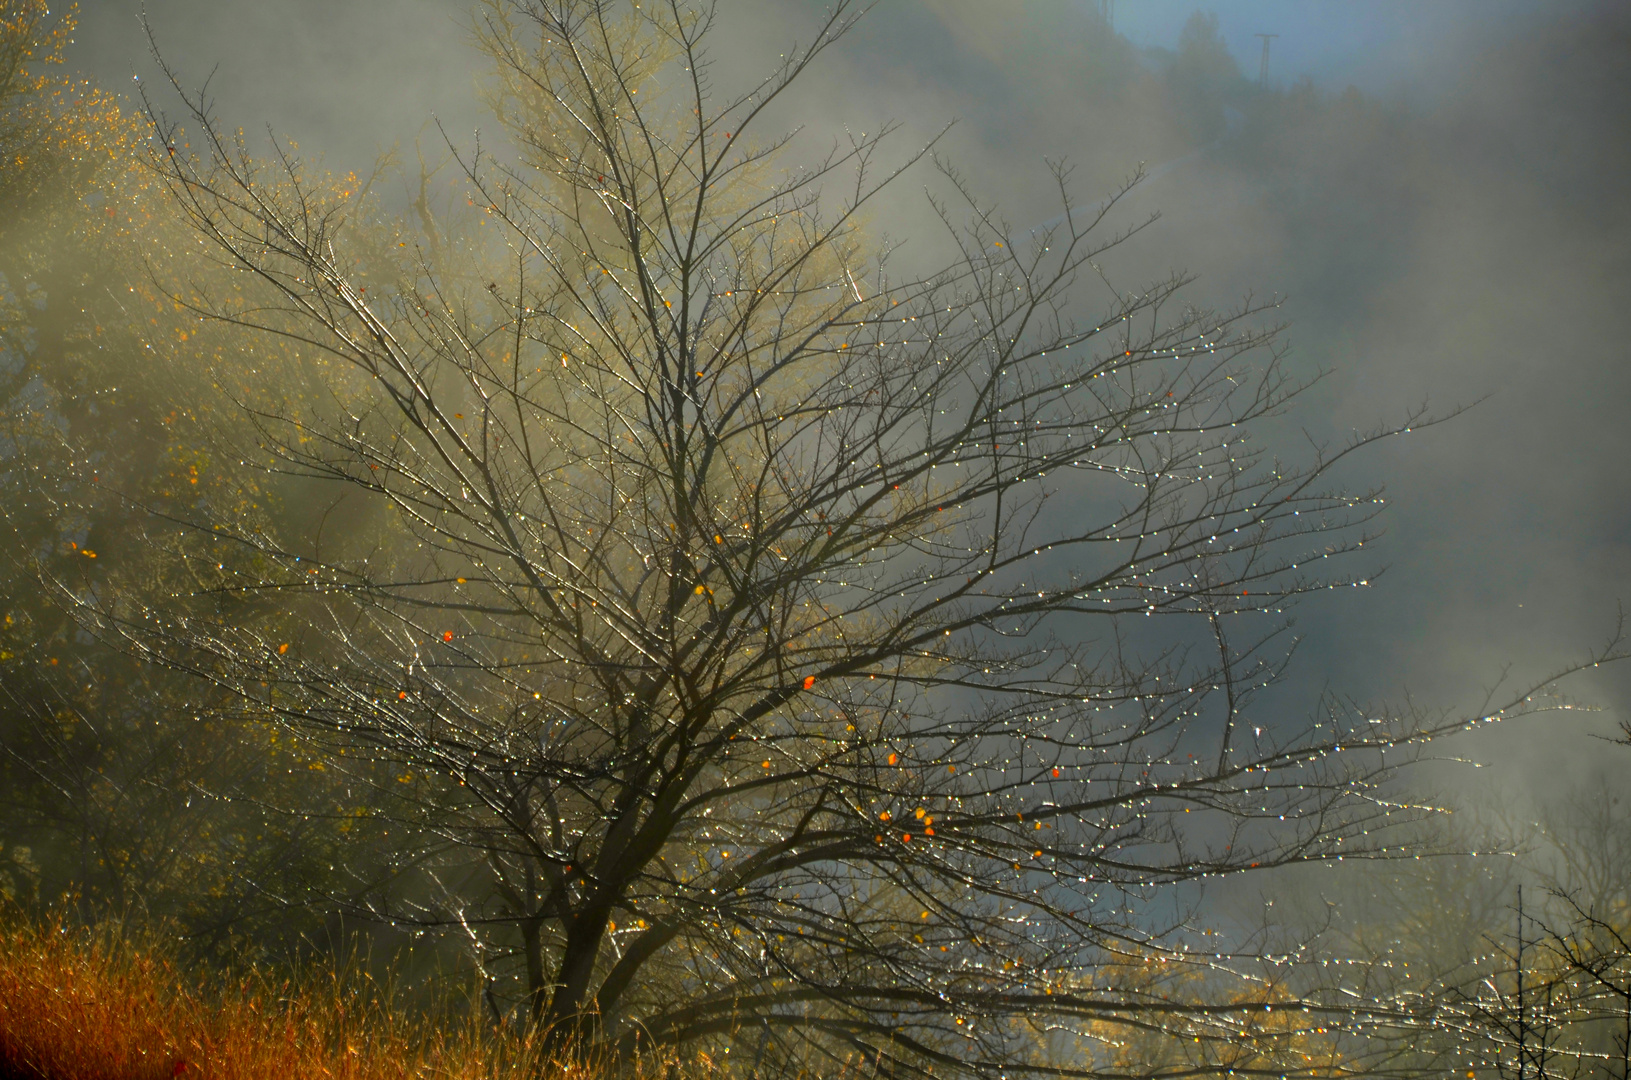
[
  {"left": 0, "top": 0, "right": 372, "bottom": 957},
  {"left": 122, "top": 0, "right": 1617, "bottom": 1074},
  {"left": 1168, "top": 10, "right": 1244, "bottom": 140},
  {"left": 1175, "top": 12, "right": 1239, "bottom": 87},
  {"left": 1430, "top": 783, "right": 1631, "bottom": 1080}
]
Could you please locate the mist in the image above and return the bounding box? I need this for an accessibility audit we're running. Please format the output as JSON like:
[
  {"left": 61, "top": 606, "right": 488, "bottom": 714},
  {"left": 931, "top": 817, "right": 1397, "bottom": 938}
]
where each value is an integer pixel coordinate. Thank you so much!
[
  {"left": 4, "top": 1, "right": 1628, "bottom": 1065},
  {"left": 78, "top": 0, "right": 1631, "bottom": 818}
]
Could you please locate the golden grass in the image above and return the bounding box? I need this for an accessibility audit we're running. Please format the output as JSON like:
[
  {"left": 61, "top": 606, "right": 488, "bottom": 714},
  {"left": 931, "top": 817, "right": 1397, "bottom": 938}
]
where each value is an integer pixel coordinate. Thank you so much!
[{"left": 0, "top": 911, "right": 634, "bottom": 1080}]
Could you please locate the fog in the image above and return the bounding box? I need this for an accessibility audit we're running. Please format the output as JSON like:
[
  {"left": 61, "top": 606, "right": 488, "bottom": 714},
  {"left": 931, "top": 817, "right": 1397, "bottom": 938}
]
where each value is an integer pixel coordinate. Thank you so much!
[{"left": 73, "top": 0, "right": 1631, "bottom": 819}]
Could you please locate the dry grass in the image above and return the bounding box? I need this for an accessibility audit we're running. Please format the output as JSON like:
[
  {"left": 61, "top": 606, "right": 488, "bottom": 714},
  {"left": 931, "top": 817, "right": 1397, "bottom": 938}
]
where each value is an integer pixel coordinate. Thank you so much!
[{"left": 0, "top": 910, "right": 649, "bottom": 1080}]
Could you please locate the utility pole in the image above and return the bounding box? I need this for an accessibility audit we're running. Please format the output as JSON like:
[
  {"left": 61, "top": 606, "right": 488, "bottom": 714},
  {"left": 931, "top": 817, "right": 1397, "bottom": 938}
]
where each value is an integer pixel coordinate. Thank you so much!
[
  {"left": 1255, "top": 33, "right": 1279, "bottom": 88},
  {"left": 1097, "top": 0, "right": 1116, "bottom": 31}
]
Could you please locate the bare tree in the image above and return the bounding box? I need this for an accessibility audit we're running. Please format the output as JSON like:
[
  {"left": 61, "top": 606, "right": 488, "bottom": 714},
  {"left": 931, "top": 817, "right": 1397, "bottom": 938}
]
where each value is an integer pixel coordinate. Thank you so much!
[
  {"left": 1537, "top": 895, "right": 1631, "bottom": 1080},
  {"left": 1437, "top": 886, "right": 1631, "bottom": 1079},
  {"left": 112, "top": 0, "right": 1621, "bottom": 1074}
]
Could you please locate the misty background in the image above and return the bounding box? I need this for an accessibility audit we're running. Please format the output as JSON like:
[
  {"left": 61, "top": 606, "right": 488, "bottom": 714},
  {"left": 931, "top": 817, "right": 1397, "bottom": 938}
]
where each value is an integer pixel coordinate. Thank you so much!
[{"left": 67, "top": 0, "right": 1631, "bottom": 823}]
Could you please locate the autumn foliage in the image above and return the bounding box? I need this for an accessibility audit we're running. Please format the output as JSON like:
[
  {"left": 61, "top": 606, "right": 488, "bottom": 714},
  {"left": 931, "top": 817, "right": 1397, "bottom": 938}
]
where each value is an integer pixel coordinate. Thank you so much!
[{"left": 0, "top": 910, "right": 646, "bottom": 1080}]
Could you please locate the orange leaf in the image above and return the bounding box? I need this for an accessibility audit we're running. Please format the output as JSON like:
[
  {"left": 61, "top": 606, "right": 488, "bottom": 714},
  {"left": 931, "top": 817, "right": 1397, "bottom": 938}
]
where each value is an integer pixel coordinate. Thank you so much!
[
  {"left": 442, "top": 631, "right": 454, "bottom": 642},
  {"left": 278, "top": 643, "right": 289, "bottom": 655},
  {"left": 802, "top": 675, "right": 816, "bottom": 690}
]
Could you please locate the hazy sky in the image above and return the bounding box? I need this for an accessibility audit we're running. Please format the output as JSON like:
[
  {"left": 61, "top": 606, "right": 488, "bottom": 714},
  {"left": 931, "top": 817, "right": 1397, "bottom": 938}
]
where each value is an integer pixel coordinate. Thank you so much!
[
  {"left": 74, "top": 0, "right": 488, "bottom": 179},
  {"left": 1111, "top": 0, "right": 1593, "bottom": 97},
  {"left": 72, "top": 1, "right": 1594, "bottom": 171},
  {"left": 66, "top": 0, "right": 1631, "bottom": 817}
]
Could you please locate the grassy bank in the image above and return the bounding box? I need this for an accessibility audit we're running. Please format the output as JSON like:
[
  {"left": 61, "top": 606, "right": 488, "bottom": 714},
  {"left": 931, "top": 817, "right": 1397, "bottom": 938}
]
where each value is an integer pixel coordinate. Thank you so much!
[{"left": 0, "top": 912, "right": 611, "bottom": 1080}]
